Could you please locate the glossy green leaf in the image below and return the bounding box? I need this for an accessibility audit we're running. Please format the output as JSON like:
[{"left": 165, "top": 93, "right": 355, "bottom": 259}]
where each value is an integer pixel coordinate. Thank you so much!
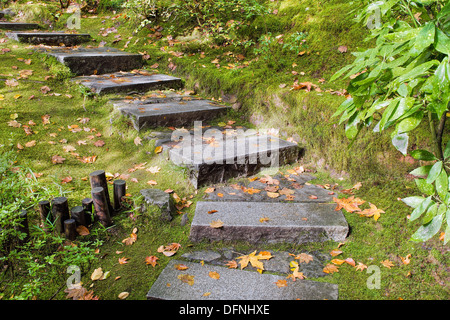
[
  {"left": 410, "top": 165, "right": 432, "bottom": 177},
  {"left": 415, "top": 178, "right": 435, "bottom": 196},
  {"left": 409, "top": 22, "right": 435, "bottom": 57},
  {"left": 401, "top": 196, "right": 426, "bottom": 209},
  {"left": 426, "top": 161, "right": 442, "bottom": 184},
  {"left": 443, "top": 140, "right": 450, "bottom": 160},
  {"left": 410, "top": 149, "right": 438, "bottom": 161},
  {"left": 410, "top": 195, "right": 433, "bottom": 221},
  {"left": 422, "top": 203, "right": 438, "bottom": 225},
  {"left": 435, "top": 169, "right": 448, "bottom": 200},
  {"left": 411, "top": 212, "right": 444, "bottom": 242},
  {"left": 435, "top": 29, "right": 450, "bottom": 55}
]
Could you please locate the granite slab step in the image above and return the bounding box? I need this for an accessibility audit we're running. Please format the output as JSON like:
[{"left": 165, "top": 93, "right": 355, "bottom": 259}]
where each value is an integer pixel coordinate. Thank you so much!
[
  {"left": 114, "top": 98, "right": 230, "bottom": 131},
  {"left": 0, "top": 22, "right": 40, "bottom": 30},
  {"left": 6, "top": 31, "right": 91, "bottom": 46},
  {"left": 169, "top": 132, "right": 301, "bottom": 188},
  {"left": 147, "top": 259, "right": 339, "bottom": 300},
  {"left": 75, "top": 72, "right": 182, "bottom": 94},
  {"left": 189, "top": 201, "right": 349, "bottom": 243},
  {"left": 41, "top": 46, "right": 143, "bottom": 75}
]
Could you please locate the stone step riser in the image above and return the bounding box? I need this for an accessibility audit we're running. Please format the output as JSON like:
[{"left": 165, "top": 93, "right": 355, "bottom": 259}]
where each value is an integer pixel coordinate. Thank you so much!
[
  {"left": 146, "top": 260, "right": 339, "bottom": 300},
  {"left": 42, "top": 47, "right": 143, "bottom": 75},
  {"left": 170, "top": 135, "right": 301, "bottom": 189},
  {"left": 0, "top": 22, "right": 40, "bottom": 30},
  {"left": 189, "top": 201, "right": 349, "bottom": 244},
  {"left": 116, "top": 99, "right": 229, "bottom": 131},
  {"left": 6, "top": 32, "right": 91, "bottom": 46},
  {"left": 76, "top": 73, "right": 183, "bottom": 95}
]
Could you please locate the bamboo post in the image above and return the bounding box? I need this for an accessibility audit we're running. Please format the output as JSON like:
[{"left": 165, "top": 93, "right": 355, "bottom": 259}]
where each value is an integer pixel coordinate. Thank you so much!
[
  {"left": 91, "top": 187, "right": 112, "bottom": 227},
  {"left": 81, "top": 198, "right": 93, "bottom": 225},
  {"left": 64, "top": 219, "right": 77, "bottom": 241},
  {"left": 89, "top": 170, "right": 113, "bottom": 213},
  {"left": 52, "top": 197, "right": 70, "bottom": 233},
  {"left": 38, "top": 200, "right": 51, "bottom": 232},
  {"left": 113, "top": 179, "right": 126, "bottom": 212},
  {"left": 71, "top": 206, "right": 86, "bottom": 227}
]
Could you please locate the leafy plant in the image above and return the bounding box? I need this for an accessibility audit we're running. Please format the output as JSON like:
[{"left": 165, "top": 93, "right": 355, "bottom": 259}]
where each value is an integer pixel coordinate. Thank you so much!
[{"left": 331, "top": 0, "right": 450, "bottom": 243}]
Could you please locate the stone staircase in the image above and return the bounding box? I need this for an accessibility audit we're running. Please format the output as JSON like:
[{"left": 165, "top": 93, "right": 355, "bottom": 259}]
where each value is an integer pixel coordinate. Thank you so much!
[{"left": 3, "top": 17, "right": 349, "bottom": 300}]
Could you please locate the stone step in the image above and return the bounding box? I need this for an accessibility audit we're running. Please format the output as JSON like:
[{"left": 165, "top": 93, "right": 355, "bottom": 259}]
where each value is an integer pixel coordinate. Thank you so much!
[
  {"left": 6, "top": 31, "right": 91, "bottom": 46},
  {"left": 189, "top": 201, "right": 349, "bottom": 243},
  {"left": 75, "top": 72, "right": 182, "bottom": 95},
  {"left": 41, "top": 46, "right": 143, "bottom": 75},
  {"left": 114, "top": 98, "right": 230, "bottom": 131},
  {"left": 169, "top": 131, "right": 301, "bottom": 188},
  {"left": 147, "top": 260, "right": 338, "bottom": 300},
  {"left": 0, "top": 22, "right": 40, "bottom": 30}
]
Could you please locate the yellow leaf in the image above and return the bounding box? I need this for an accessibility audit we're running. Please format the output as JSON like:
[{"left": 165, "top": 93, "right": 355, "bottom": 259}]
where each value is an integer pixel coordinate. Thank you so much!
[
  {"left": 381, "top": 259, "right": 395, "bottom": 269},
  {"left": 208, "top": 271, "right": 220, "bottom": 280},
  {"left": 323, "top": 264, "right": 339, "bottom": 274},
  {"left": 118, "top": 292, "right": 129, "bottom": 299},
  {"left": 177, "top": 274, "right": 195, "bottom": 286},
  {"left": 275, "top": 279, "right": 288, "bottom": 287},
  {"left": 400, "top": 254, "right": 411, "bottom": 265},
  {"left": 90, "top": 267, "right": 103, "bottom": 281},
  {"left": 210, "top": 220, "right": 224, "bottom": 228},
  {"left": 154, "top": 146, "right": 163, "bottom": 154}
]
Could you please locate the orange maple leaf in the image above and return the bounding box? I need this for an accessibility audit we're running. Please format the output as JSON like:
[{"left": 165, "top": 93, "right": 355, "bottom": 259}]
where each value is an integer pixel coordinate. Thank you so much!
[
  {"left": 145, "top": 255, "right": 158, "bottom": 267},
  {"left": 333, "top": 196, "right": 365, "bottom": 212},
  {"left": 358, "top": 203, "right": 384, "bottom": 221}
]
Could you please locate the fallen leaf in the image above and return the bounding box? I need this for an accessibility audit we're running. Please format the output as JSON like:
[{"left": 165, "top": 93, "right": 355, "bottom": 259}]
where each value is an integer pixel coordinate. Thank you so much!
[
  {"left": 204, "top": 187, "right": 215, "bottom": 193},
  {"left": 118, "top": 257, "right": 129, "bottom": 264},
  {"left": 146, "top": 166, "right": 161, "bottom": 174},
  {"left": 358, "top": 203, "right": 384, "bottom": 221},
  {"left": 5, "top": 79, "right": 19, "bottom": 87},
  {"left": 209, "top": 220, "right": 224, "bottom": 228},
  {"left": 123, "top": 232, "right": 137, "bottom": 245},
  {"left": 51, "top": 155, "right": 66, "bottom": 164},
  {"left": 266, "top": 192, "right": 280, "bottom": 198},
  {"left": 381, "top": 259, "right": 394, "bottom": 269},
  {"left": 61, "top": 176, "right": 73, "bottom": 184},
  {"left": 90, "top": 267, "right": 103, "bottom": 281},
  {"left": 275, "top": 279, "right": 288, "bottom": 287},
  {"left": 356, "top": 262, "right": 368, "bottom": 271},
  {"left": 40, "top": 86, "right": 51, "bottom": 94},
  {"left": 330, "top": 249, "right": 343, "bottom": 257},
  {"left": 157, "top": 243, "right": 181, "bottom": 256},
  {"left": 76, "top": 225, "right": 90, "bottom": 236},
  {"left": 118, "top": 292, "right": 129, "bottom": 299},
  {"left": 323, "top": 264, "right": 339, "bottom": 274},
  {"left": 225, "top": 260, "right": 238, "bottom": 269},
  {"left": 93, "top": 140, "right": 105, "bottom": 147},
  {"left": 134, "top": 136, "right": 142, "bottom": 146},
  {"left": 208, "top": 271, "right": 220, "bottom": 280},
  {"left": 175, "top": 263, "right": 189, "bottom": 270},
  {"left": 296, "top": 253, "right": 314, "bottom": 264},
  {"left": 154, "top": 146, "right": 163, "bottom": 154},
  {"left": 333, "top": 196, "right": 365, "bottom": 212},
  {"left": 145, "top": 255, "right": 159, "bottom": 267},
  {"left": 147, "top": 180, "right": 158, "bottom": 185},
  {"left": 25, "top": 140, "right": 36, "bottom": 148},
  {"left": 400, "top": 254, "right": 411, "bottom": 265},
  {"left": 338, "top": 45, "right": 348, "bottom": 53},
  {"left": 177, "top": 274, "right": 194, "bottom": 286},
  {"left": 287, "top": 261, "right": 306, "bottom": 281}
]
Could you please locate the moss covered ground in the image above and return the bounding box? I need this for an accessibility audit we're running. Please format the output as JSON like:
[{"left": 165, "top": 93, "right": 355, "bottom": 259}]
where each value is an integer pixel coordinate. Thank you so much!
[{"left": 0, "top": 0, "right": 448, "bottom": 300}]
